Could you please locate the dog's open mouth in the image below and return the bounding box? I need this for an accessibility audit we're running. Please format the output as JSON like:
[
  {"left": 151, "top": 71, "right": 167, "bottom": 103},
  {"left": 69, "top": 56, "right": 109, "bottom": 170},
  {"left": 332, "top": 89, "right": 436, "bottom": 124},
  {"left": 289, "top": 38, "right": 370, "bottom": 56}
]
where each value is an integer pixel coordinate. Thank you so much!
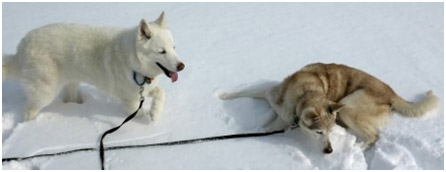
[{"left": 156, "top": 62, "right": 178, "bottom": 82}]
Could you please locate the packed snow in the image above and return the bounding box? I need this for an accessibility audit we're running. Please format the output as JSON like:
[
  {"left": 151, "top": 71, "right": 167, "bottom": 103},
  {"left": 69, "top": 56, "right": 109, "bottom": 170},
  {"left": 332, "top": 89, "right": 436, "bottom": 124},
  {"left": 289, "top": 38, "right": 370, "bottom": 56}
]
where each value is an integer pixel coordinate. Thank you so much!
[{"left": 2, "top": 2, "right": 444, "bottom": 170}]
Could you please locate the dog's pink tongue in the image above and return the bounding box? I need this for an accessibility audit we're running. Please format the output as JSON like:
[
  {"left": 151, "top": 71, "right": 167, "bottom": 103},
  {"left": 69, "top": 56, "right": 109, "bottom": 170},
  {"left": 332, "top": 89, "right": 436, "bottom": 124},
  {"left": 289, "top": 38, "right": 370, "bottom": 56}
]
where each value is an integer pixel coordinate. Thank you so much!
[{"left": 170, "top": 72, "right": 178, "bottom": 82}]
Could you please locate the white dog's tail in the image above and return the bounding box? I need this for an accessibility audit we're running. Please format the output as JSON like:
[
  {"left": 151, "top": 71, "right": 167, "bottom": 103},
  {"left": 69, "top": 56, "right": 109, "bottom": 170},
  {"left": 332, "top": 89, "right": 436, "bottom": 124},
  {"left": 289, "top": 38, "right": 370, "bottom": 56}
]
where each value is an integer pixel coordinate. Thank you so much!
[
  {"left": 391, "top": 91, "right": 438, "bottom": 117},
  {"left": 218, "top": 81, "right": 279, "bottom": 100},
  {"left": 3, "top": 54, "right": 18, "bottom": 80}
]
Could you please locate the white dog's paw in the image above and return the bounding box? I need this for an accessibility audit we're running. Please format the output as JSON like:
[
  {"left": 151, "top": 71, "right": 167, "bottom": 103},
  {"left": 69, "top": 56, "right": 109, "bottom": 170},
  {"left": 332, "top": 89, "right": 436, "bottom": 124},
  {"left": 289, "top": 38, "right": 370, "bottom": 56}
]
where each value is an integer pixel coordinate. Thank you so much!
[
  {"left": 148, "top": 108, "right": 162, "bottom": 121},
  {"left": 24, "top": 113, "right": 42, "bottom": 122},
  {"left": 24, "top": 114, "right": 37, "bottom": 121}
]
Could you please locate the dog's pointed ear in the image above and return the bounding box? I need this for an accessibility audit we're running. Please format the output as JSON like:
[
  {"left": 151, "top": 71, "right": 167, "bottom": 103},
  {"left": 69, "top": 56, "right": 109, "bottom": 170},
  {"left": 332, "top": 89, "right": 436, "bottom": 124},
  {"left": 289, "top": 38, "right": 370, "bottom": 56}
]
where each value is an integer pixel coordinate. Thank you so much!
[
  {"left": 154, "top": 11, "right": 166, "bottom": 28},
  {"left": 138, "top": 19, "right": 152, "bottom": 40},
  {"left": 328, "top": 103, "right": 344, "bottom": 114}
]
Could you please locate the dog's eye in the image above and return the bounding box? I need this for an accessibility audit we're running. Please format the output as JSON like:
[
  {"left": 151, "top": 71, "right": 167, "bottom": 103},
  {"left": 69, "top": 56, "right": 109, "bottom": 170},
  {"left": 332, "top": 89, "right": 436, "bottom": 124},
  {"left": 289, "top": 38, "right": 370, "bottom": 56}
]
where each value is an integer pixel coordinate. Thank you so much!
[
  {"left": 316, "top": 131, "right": 323, "bottom": 135},
  {"left": 159, "top": 50, "right": 166, "bottom": 54}
]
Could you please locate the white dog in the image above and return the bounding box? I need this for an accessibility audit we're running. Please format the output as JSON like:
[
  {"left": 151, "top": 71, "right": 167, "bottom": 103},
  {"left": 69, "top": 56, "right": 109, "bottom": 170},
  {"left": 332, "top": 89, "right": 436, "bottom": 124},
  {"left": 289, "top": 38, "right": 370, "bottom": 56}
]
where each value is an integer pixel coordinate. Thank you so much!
[{"left": 3, "top": 12, "right": 185, "bottom": 121}]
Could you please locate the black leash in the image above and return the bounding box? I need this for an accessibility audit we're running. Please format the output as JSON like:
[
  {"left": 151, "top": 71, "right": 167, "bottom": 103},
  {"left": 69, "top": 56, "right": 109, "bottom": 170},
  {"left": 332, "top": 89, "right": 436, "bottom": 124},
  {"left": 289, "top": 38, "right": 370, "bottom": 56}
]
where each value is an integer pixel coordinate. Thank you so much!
[
  {"left": 99, "top": 98, "right": 144, "bottom": 170},
  {"left": 2, "top": 126, "right": 296, "bottom": 164},
  {"left": 2, "top": 71, "right": 299, "bottom": 169},
  {"left": 99, "top": 72, "right": 148, "bottom": 170},
  {"left": 2, "top": 147, "right": 96, "bottom": 162}
]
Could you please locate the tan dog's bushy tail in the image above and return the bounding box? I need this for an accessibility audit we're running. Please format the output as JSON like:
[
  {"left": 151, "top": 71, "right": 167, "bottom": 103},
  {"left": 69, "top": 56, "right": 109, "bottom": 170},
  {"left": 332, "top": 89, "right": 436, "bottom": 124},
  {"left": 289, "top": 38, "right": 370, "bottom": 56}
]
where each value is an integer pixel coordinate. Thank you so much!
[{"left": 391, "top": 91, "right": 438, "bottom": 117}]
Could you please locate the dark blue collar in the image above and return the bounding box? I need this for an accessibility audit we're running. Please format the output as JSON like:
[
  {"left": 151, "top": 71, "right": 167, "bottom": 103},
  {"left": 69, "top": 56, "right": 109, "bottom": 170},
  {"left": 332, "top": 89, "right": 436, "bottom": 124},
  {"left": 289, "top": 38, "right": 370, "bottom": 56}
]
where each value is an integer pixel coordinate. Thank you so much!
[{"left": 133, "top": 71, "right": 150, "bottom": 86}]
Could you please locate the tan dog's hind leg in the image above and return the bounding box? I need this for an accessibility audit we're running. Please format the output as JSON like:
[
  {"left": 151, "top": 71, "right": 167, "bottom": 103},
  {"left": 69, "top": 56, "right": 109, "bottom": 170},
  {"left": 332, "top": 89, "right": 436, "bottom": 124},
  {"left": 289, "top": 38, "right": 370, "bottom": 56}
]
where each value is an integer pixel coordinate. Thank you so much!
[{"left": 338, "top": 90, "right": 391, "bottom": 149}]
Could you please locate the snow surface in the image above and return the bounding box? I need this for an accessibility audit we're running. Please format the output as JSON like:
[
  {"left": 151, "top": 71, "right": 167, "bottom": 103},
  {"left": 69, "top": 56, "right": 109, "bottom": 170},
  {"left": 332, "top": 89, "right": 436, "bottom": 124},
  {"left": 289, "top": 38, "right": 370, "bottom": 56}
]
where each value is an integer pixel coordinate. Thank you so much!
[{"left": 2, "top": 2, "right": 444, "bottom": 170}]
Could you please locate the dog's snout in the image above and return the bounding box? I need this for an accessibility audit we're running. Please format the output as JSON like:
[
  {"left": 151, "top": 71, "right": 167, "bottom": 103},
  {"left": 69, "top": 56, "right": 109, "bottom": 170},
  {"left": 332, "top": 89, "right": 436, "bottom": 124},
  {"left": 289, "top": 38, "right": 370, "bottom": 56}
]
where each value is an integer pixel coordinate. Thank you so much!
[
  {"left": 177, "top": 62, "right": 185, "bottom": 71},
  {"left": 323, "top": 146, "right": 333, "bottom": 154}
]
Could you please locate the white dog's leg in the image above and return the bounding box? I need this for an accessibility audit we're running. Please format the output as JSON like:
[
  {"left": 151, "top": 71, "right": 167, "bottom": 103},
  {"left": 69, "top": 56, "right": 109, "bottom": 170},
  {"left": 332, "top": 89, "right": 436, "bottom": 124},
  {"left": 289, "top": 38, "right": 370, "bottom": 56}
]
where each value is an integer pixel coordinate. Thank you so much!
[
  {"left": 62, "top": 82, "right": 83, "bottom": 104},
  {"left": 22, "top": 80, "right": 60, "bottom": 121},
  {"left": 148, "top": 86, "right": 165, "bottom": 121}
]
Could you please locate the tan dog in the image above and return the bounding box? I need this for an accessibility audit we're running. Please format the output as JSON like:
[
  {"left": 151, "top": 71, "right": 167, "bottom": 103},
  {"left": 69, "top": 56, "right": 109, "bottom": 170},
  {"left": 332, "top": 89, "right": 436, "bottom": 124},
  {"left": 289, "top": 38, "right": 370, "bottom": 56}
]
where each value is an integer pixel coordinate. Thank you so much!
[{"left": 220, "top": 63, "right": 438, "bottom": 154}]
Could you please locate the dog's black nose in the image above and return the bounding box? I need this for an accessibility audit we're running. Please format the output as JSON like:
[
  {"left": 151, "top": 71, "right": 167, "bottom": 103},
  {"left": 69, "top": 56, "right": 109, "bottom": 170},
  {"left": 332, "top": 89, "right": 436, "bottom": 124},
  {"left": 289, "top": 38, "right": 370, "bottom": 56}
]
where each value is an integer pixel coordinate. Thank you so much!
[
  {"left": 323, "top": 147, "right": 333, "bottom": 154},
  {"left": 177, "top": 62, "right": 185, "bottom": 71}
]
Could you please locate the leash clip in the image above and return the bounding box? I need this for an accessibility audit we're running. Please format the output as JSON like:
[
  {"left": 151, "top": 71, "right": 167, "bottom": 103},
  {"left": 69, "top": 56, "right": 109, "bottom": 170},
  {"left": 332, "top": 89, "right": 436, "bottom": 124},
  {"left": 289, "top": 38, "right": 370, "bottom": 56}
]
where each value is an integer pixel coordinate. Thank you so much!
[
  {"left": 291, "top": 115, "right": 300, "bottom": 129},
  {"left": 139, "top": 86, "right": 145, "bottom": 101}
]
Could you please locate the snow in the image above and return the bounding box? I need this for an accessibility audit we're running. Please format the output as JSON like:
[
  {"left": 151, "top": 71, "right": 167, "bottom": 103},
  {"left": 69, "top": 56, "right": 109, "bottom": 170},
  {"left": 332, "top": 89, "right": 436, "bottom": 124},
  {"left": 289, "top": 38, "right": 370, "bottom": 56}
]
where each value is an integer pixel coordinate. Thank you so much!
[{"left": 2, "top": 2, "right": 444, "bottom": 170}]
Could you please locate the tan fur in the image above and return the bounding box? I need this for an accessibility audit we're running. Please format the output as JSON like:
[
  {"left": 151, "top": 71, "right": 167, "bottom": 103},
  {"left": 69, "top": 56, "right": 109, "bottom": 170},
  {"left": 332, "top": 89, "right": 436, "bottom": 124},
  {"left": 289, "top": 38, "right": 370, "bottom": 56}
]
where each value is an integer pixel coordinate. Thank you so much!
[
  {"left": 220, "top": 63, "right": 438, "bottom": 153},
  {"left": 275, "top": 63, "right": 438, "bottom": 148}
]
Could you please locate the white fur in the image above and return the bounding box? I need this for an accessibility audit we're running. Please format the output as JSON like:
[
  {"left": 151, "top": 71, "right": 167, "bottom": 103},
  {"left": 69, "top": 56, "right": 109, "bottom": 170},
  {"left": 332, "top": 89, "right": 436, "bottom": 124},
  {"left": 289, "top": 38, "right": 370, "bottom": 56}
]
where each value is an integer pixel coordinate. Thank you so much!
[{"left": 3, "top": 12, "right": 184, "bottom": 121}]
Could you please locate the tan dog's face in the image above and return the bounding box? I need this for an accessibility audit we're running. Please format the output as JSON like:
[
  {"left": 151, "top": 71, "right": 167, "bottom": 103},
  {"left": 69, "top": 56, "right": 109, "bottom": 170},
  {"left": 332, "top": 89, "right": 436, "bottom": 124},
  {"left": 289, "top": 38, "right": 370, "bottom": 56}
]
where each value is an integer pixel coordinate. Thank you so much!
[{"left": 299, "top": 101, "right": 343, "bottom": 154}]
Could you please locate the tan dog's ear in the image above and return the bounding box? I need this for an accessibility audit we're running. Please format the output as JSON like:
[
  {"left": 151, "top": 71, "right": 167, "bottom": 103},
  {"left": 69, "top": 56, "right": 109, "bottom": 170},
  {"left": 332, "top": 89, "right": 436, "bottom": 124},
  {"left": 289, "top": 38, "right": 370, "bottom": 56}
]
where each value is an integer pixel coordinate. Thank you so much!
[
  {"left": 138, "top": 19, "right": 152, "bottom": 40},
  {"left": 329, "top": 103, "right": 344, "bottom": 114},
  {"left": 302, "top": 112, "right": 316, "bottom": 126}
]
